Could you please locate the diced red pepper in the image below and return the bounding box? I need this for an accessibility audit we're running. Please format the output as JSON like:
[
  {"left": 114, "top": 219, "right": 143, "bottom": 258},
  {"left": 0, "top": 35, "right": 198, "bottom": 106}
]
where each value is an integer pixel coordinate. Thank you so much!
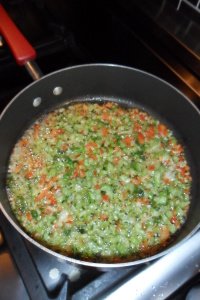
[
  {"left": 26, "top": 212, "right": 32, "bottom": 221},
  {"left": 170, "top": 215, "right": 177, "bottom": 224},
  {"left": 158, "top": 124, "right": 168, "bottom": 137},
  {"left": 101, "top": 127, "right": 109, "bottom": 136},
  {"left": 148, "top": 165, "right": 155, "bottom": 171},
  {"left": 85, "top": 142, "right": 98, "bottom": 151},
  {"left": 104, "top": 102, "right": 113, "bottom": 109},
  {"left": 95, "top": 184, "right": 101, "bottom": 190},
  {"left": 138, "top": 133, "right": 145, "bottom": 144},
  {"left": 163, "top": 177, "right": 171, "bottom": 184},
  {"left": 137, "top": 197, "right": 149, "bottom": 205},
  {"left": 66, "top": 215, "right": 74, "bottom": 224},
  {"left": 35, "top": 190, "right": 47, "bottom": 201},
  {"left": 170, "top": 214, "right": 180, "bottom": 227},
  {"left": 179, "top": 165, "right": 189, "bottom": 177},
  {"left": 146, "top": 126, "right": 155, "bottom": 139},
  {"left": 102, "top": 113, "right": 110, "bottom": 121},
  {"left": 49, "top": 195, "right": 57, "bottom": 205},
  {"left": 99, "top": 214, "right": 108, "bottom": 221},
  {"left": 134, "top": 122, "right": 142, "bottom": 132},
  {"left": 50, "top": 128, "right": 65, "bottom": 137},
  {"left": 132, "top": 176, "right": 142, "bottom": 185},
  {"left": 14, "top": 164, "right": 23, "bottom": 173},
  {"left": 139, "top": 113, "right": 146, "bottom": 121},
  {"left": 113, "top": 157, "right": 120, "bottom": 165},
  {"left": 102, "top": 194, "right": 109, "bottom": 202},
  {"left": 33, "top": 123, "right": 40, "bottom": 139},
  {"left": 122, "top": 136, "right": 132, "bottom": 147},
  {"left": 73, "top": 166, "right": 86, "bottom": 178},
  {"left": 20, "top": 138, "right": 28, "bottom": 147},
  {"left": 39, "top": 174, "right": 47, "bottom": 185},
  {"left": 25, "top": 170, "right": 34, "bottom": 179}
]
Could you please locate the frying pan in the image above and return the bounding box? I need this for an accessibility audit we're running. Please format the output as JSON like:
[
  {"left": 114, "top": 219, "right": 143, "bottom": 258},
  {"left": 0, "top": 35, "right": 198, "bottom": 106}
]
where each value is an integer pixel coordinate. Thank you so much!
[{"left": 0, "top": 4, "right": 200, "bottom": 270}]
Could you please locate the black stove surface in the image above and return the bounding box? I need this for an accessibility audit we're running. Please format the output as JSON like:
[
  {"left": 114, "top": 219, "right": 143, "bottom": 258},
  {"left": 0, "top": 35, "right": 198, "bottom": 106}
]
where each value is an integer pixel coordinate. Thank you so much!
[{"left": 0, "top": 1, "right": 200, "bottom": 299}]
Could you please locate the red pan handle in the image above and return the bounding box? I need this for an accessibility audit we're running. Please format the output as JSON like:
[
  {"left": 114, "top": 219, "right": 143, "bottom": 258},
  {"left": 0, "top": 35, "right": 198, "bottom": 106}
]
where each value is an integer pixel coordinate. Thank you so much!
[{"left": 0, "top": 4, "right": 36, "bottom": 66}]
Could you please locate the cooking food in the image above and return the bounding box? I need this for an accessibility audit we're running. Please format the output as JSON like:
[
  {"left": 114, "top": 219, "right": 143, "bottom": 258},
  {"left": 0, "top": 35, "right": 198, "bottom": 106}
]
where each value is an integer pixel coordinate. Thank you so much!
[{"left": 6, "top": 101, "right": 191, "bottom": 263}]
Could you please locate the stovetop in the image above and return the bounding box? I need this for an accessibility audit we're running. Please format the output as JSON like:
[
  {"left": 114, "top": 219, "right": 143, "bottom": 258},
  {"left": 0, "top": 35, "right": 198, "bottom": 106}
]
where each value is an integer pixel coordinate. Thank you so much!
[{"left": 0, "top": 1, "right": 200, "bottom": 299}]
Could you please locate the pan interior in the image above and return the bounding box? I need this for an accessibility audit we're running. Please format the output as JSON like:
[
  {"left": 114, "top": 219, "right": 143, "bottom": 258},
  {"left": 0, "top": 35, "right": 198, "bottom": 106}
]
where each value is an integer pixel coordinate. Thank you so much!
[
  {"left": 0, "top": 64, "right": 199, "bottom": 267},
  {"left": 5, "top": 98, "right": 193, "bottom": 264}
]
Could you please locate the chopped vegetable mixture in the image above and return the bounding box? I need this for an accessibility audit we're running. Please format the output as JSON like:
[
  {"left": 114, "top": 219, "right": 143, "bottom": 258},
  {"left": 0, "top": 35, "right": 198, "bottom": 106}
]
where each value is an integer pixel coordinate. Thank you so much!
[{"left": 7, "top": 101, "right": 191, "bottom": 263}]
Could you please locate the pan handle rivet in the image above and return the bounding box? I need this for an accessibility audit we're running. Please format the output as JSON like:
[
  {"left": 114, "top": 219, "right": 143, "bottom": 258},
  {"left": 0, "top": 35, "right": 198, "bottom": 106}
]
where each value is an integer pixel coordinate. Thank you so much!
[
  {"left": 53, "top": 86, "right": 63, "bottom": 96},
  {"left": 33, "top": 97, "right": 42, "bottom": 107},
  {"left": 49, "top": 268, "right": 60, "bottom": 280}
]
